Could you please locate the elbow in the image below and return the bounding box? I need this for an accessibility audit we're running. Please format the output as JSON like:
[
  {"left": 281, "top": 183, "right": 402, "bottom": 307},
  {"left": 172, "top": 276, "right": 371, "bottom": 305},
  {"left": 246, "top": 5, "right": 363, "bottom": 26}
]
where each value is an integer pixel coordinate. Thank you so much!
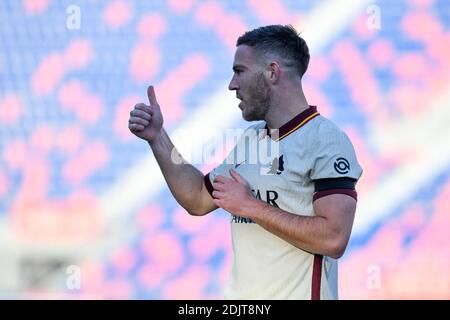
[
  {"left": 186, "top": 208, "right": 204, "bottom": 216},
  {"left": 187, "top": 210, "right": 206, "bottom": 216},
  {"left": 326, "top": 238, "right": 349, "bottom": 259},
  {"left": 185, "top": 206, "right": 210, "bottom": 216},
  {"left": 328, "top": 248, "right": 345, "bottom": 260}
]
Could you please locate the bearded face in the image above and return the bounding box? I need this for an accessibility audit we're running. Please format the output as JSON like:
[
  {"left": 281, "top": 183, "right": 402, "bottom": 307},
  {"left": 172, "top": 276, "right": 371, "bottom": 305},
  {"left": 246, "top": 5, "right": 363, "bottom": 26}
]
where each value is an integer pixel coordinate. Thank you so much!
[
  {"left": 239, "top": 71, "right": 271, "bottom": 121},
  {"left": 229, "top": 45, "right": 273, "bottom": 121}
]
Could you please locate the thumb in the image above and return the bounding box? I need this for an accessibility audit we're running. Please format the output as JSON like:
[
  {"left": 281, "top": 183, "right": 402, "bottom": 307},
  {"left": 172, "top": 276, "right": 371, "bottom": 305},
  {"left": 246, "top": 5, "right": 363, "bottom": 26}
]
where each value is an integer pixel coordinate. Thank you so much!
[
  {"left": 147, "top": 85, "right": 158, "bottom": 106},
  {"left": 230, "top": 169, "right": 246, "bottom": 184}
]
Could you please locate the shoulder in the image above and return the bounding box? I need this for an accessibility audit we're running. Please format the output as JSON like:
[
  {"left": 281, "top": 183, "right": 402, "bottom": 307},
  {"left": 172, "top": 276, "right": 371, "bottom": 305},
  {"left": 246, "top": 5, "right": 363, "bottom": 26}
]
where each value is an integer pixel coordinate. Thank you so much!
[
  {"left": 307, "top": 115, "right": 353, "bottom": 147},
  {"left": 306, "top": 116, "right": 362, "bottom": 181},
  {"left": 311, "top": 115, "right": 345, "bottom": 136}
]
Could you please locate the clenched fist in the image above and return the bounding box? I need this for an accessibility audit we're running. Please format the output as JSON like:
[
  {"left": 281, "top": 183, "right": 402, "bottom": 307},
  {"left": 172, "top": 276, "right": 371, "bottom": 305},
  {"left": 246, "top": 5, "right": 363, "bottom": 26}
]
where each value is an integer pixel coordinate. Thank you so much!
[{"left": 129, "top": 85, "right": 164, "bottom": 143}]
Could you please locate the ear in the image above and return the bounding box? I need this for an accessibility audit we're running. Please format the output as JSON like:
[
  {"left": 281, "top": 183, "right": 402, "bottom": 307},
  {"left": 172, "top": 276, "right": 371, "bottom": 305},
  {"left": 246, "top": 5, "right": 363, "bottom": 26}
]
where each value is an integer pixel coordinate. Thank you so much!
[{"left": 267, "top": 62, "right": 281, "bottom": 84}]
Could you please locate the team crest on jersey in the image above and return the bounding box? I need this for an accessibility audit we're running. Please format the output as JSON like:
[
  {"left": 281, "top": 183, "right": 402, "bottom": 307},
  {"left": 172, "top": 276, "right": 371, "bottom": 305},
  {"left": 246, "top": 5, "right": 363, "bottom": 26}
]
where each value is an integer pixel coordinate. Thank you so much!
[{"left": 261, "top": 155, "right": 284, "bottom": 175}]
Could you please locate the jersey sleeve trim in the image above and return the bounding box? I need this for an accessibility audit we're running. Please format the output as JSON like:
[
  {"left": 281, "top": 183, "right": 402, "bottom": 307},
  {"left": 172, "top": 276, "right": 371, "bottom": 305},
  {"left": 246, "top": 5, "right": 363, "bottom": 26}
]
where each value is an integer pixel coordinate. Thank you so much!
[
  {"left": 313, "top": 189, "right": 358, "bottom": 202},
  {"left": 204, "top": 173, "right": 214, "bottom": 198},
  {"left": 314, "top": 177, "right": 356, "bottom": 192}
]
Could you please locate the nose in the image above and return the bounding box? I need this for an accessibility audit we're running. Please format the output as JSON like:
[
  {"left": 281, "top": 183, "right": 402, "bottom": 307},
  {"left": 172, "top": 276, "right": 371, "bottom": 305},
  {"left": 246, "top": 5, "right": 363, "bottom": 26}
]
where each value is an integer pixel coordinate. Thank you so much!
[{"left": 228, "top": 74, "right": 239, "bottom": 91}]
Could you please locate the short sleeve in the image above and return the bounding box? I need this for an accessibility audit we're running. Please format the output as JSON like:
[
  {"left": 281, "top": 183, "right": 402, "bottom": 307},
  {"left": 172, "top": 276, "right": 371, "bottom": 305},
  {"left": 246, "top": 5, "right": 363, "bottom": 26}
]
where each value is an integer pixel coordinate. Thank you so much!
[
  {"left": 310, "top": 129, "right": 362, "bottom": 180},
  {"left": 203, "top": 129, "right": 252, "bottom": 198},
  {"left": 204, "top": 159, "right": 234, "bottom": 198},
  {"left": 204, "top": 124, "right": 263, "bottom": 198},
  {"left": 309, "top": 127, "right": 363, "bottom": 201}
]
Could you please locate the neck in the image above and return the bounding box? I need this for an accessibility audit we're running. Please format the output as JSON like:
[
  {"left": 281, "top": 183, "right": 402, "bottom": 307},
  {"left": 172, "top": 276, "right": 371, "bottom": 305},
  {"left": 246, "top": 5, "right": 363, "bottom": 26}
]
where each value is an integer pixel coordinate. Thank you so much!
[{"left": 264, "top": 84, "right": 309, "bottom": 129}]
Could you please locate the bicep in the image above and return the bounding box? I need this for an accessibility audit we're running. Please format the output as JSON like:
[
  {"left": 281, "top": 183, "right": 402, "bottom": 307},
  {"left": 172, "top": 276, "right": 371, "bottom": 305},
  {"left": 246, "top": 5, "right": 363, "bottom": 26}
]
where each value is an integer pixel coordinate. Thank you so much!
[{"left": 313, "top": 194, "right": 357, "bottom": 238}]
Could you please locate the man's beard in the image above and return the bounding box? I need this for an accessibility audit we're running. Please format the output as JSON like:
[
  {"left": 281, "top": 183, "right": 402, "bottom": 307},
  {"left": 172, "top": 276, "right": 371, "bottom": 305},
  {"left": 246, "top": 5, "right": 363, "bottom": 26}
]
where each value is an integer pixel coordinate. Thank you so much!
[{"left": 241, "top": 72, "right": 271, "bottom": 121}]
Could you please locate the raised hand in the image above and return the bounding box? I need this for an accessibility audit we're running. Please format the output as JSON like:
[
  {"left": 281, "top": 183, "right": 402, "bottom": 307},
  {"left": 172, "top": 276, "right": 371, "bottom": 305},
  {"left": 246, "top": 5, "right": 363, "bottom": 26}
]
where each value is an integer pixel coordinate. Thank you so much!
[{"left": 129, "top": 85, "right": 164, "bottom": 143}]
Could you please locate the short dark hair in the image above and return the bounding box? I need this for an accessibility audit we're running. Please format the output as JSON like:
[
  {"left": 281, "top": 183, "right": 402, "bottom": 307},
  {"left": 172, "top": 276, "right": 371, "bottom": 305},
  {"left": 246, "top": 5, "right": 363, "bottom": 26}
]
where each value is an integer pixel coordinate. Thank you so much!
[{"left": 236, "top": 25, "right": 310, "bottom": 78}]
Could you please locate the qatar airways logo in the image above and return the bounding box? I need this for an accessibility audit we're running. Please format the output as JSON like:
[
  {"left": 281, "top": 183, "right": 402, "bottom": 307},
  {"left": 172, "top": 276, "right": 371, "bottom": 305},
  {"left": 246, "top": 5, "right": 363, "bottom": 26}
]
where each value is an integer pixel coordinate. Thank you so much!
[
  {"left": 232, "top": 188, "right": 279, "bottom": 224},
  {"left": 252, "top": 189, "right": 279, "bottom": 207}
]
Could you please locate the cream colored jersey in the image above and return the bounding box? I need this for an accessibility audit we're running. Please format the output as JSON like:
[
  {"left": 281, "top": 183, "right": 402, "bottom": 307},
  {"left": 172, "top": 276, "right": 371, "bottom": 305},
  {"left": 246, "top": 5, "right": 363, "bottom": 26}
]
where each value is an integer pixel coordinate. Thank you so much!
[{"left": 204, "top": 106, "right": 363, "bottom": 300}]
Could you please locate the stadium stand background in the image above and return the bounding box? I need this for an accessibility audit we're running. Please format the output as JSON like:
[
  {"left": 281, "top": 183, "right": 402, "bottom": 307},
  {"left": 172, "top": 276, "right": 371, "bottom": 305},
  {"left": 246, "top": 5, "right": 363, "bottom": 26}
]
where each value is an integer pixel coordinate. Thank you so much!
[{"left": 0, "top": 0, "right": 449, "bottom": 299}]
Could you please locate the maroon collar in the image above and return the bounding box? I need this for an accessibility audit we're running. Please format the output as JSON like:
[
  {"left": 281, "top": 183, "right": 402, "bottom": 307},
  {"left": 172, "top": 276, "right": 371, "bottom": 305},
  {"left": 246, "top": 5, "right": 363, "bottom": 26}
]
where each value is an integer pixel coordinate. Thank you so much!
[{"left": 264, "top": 105, "right": 320, "bottom": 141}]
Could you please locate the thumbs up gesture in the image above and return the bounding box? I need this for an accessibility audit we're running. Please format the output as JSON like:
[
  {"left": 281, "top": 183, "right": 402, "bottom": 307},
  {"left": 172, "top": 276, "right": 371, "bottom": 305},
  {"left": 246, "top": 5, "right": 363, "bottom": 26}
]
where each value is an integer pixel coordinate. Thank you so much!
[{"left": 129, "top": 86, "right": 164, "bottom": 143}]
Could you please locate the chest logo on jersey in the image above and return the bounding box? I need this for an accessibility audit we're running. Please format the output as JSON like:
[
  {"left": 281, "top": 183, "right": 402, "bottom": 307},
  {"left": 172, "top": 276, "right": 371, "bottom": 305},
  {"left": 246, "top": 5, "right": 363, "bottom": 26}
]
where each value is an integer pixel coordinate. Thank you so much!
[
  {"left": 262, "top": 155, "right": 284, "bottom": 175},
  {"left": 252, "top": 189, "right": 279, "bottom": 208},
  {"left": 334, "top": 157, "right": 350, "bottom": 174},
  {"left": 231, "top": 215, "right": 256, "bottom": 224}
]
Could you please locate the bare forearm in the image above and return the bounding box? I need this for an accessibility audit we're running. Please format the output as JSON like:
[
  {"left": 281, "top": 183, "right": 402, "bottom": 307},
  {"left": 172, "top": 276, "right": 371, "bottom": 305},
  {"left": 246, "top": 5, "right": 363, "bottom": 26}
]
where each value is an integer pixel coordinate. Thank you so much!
[
  {"left": 244, "top": 199, "right": 342, "bottom": 258},
  {"left": 149, "top": 128, "right": 205, "bottom": 212}
]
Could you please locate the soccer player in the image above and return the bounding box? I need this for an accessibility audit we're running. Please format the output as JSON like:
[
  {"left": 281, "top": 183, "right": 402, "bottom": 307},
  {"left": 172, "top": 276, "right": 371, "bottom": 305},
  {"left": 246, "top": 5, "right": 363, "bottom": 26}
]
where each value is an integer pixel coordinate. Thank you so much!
[{"left": 129, "top": 25, "right": 363, "bottom": 299}]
